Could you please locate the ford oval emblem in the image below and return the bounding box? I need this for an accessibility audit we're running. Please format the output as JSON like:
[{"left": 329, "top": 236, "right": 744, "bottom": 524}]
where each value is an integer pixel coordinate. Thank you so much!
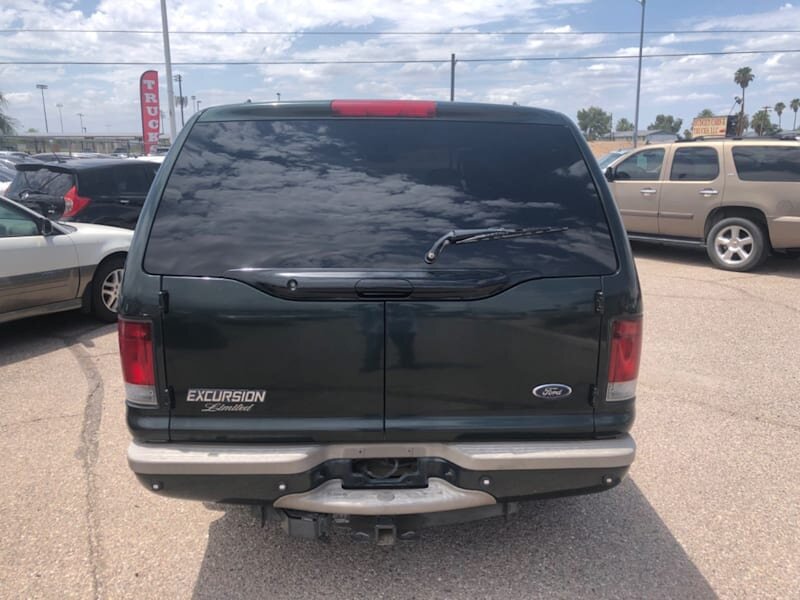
[{"left": 532, "top": 384, "right": 573, "bottom": 399}]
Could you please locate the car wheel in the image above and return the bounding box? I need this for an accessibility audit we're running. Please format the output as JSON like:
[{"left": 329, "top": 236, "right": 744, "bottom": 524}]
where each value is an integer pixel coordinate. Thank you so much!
[
  {"left": 705, "top": 217, "right": 767, "bottom": 272},
  {"left": 92, "top": 255, "right": 126, "bottom": 322}
]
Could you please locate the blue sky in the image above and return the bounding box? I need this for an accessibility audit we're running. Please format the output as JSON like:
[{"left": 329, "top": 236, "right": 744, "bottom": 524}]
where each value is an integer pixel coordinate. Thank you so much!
[{"left": 1, "top": 0, "right": 799, "bottom": 136}]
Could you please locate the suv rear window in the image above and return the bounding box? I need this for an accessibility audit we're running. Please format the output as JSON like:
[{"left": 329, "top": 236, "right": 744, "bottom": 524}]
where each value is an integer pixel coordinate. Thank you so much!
[
  {"left": 145, "top": 119, "right": 617, "bottom": 276},
  {"left": 7, "top": 168, "right": 74, "bottom": 199},
  {"left": 732, "top": 146, "right": 800, "bottom": 182}
]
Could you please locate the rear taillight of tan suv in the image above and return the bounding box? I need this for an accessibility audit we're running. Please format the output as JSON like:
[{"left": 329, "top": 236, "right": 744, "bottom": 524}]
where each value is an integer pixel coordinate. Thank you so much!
[
  {"left": 118, "top": 318, "right": 157, "bottom": 407},
  {"left": 607, "top": 318, "right": 643, "bottom": 402}
]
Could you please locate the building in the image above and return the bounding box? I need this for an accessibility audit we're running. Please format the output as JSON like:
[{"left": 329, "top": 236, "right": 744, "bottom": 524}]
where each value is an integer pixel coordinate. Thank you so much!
[{"left": 0, "top": 133, "right": 170, "bottom": 156}]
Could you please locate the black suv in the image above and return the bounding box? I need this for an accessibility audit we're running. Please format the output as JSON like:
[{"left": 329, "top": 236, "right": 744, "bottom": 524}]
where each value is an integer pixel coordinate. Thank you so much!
[
  {"left": 120, "top": 100, "right": 642, "bottom": 542},
  {"left": 7, "top": 159, "right": 158, "bottom": 229}
]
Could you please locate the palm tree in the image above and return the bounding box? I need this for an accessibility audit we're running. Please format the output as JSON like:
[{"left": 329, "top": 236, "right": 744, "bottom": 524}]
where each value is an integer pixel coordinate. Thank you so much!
[
  {"left": 751, "top": 110, "right": 771, "bottom": 136},
  {"left": 733, "top": 67, "right": 755, "bottom": 135},
  {"left": 0, "top": 91, "right": 18, "bottom": 135},
  {"left": 774, "top": 102, "right": 786, "bottom": 130},
  {"left": 791, "top": 98, "right": 800, "bottom": 131}
]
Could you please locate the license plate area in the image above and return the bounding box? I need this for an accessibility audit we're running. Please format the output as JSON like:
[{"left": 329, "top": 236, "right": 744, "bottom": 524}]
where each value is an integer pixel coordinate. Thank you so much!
[{"left": 342, "top": 458, "right": 426, "bottom": 489}]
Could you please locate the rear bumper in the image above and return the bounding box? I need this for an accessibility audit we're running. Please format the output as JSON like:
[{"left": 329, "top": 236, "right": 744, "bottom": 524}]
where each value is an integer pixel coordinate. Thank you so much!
[{"left": 128, "top": 436, "right": 635, "bottom": 513}]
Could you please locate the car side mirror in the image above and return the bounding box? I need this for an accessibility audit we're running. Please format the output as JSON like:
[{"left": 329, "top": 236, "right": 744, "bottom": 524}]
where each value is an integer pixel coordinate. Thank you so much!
[
  {"left": 39, "top": 218, "right": 55, "bottom": 236},
  {"left": 604, "top": 166, "right": 615, "bottom": 182}
]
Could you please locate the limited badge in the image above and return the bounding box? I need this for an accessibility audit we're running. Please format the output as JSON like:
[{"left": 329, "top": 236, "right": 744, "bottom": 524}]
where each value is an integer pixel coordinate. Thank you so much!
[
  {"left": 186, "top": 388, "right": 267, "bottom": 413},
  {"left": 532, "top": 384, "right": 573, "bottom": 399}
]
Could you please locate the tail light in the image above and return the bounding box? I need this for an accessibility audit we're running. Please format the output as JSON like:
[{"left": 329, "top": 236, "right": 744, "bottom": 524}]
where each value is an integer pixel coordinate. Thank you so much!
[
  {"left": 118, "top": 318, "right": 157, "bottom": 407},
  {"left": 63, "top": 185, "right": 91, "bottom": 218},
  {"left": 331, "top": 100, "right": 436, "bottom": 118},
  {"left": 607, "top": 318, "right": 643, "bottom": 402}
]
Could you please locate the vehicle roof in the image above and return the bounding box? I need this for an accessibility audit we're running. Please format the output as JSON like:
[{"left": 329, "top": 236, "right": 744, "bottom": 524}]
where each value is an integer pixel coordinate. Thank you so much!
[
  {"left": 634, "top": 137, "right": 800, "bottom": 150},
  {"left": 15, "top": 158, "right": 156, "bottom": 172},
  {"left": 198, "top": 100, "right": 571, "bottom": 126}
]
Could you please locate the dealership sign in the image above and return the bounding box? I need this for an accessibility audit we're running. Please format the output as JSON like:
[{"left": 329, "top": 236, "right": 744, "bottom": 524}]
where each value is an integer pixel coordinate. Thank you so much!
[
  {"left": 139, "top": 70, "right": 160, "bottom": 154},
  {"left": 692, "top": 116, "right": 731, "bottom": 138}
]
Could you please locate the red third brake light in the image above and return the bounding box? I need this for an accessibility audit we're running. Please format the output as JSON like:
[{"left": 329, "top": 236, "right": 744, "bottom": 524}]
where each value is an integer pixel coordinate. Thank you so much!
[
  {"left": 607, "top": 318, "right": 643, "bottom": 402},
  {"left": 331, "top": 100, "right": 436, "bottom": 118},
  {"left": 63, "top": 185, "right": 91, "bottom": 218},
  {"left": 118, "top": 318, "right": 157, "bottom": 406}
]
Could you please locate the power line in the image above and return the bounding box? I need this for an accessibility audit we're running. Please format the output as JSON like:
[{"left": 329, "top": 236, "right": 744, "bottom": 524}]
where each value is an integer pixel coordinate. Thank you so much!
[
  {"left": 1, "top": 28, "right": 800, "bottom": 36},
  {"left": 1, "top": 48, "right": 798, "bottom": 66}
]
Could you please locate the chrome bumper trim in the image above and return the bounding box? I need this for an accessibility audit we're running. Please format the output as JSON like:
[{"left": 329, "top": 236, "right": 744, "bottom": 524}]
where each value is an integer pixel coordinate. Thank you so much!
[{"left": 128, "top": 435, "right": 635, "bottom": 476}]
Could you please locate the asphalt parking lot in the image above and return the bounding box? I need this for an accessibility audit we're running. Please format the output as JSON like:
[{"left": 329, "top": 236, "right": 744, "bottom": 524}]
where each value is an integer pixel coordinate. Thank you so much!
[{"left": 1, "top": 245, "right": 798, "bottom": 600}]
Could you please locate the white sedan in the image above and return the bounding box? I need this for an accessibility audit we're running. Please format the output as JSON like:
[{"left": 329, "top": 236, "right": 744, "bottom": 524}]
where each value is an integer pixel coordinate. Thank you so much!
[{"left": 0, "top": 196, "right": 132, "bottom": 324}]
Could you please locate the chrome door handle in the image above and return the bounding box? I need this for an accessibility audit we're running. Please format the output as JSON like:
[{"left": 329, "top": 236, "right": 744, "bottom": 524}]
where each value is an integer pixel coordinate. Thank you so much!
[
  {"left": 639, "top": 187, "right": 657, "bottom": 196},
  {"left": 699, "top": 188, "right": 719, "bottom": 197},
  {"left": 119, "top": 199, "right": 130, "bottom": 205}
]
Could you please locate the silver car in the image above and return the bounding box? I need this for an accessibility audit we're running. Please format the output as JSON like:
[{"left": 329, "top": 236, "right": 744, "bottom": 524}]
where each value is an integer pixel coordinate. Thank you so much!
[{"left": 0, "top": 196, "right": 132, "bottom": 323}]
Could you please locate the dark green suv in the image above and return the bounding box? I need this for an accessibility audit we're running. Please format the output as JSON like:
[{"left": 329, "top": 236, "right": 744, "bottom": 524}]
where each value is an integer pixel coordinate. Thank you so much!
[{"left": 119, "top": 100, "right": 642, "bottom": 542}]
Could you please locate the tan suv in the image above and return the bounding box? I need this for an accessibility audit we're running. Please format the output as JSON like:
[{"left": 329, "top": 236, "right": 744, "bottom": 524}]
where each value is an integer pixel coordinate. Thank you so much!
[{"left": 604, "top": 138, "right": 800, "bottom": 271}]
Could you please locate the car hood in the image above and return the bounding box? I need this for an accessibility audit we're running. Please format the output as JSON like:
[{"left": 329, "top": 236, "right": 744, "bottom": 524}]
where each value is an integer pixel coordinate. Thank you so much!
[{"left": 64, "top": 221, "right": 134, "bottom": 238}]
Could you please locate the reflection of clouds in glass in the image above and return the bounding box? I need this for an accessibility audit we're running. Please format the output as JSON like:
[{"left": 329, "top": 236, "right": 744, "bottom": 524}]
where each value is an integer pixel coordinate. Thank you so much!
[{"left": 146, "top": 119, "right": 616, "bottom": 275}]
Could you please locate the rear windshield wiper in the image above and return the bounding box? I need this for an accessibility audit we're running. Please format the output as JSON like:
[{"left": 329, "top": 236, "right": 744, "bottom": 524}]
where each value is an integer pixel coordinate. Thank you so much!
[{"left": 424, "top": 226, "right": 568, "bottom": 264}]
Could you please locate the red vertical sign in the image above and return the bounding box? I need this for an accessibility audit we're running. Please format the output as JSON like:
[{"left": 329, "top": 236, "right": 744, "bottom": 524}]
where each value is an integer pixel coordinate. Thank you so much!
[{"left": 139, "top": 70, "right": 160, "bottom": 155}]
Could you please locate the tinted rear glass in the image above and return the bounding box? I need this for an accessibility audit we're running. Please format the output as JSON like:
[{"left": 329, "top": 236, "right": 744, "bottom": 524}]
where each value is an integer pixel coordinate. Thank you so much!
[
  {"left": 7, "top": 168, "right": 75, "bottom": 199},
  {"left": 732, "top": 146, "right": 800, "bottom": 182},
  {"left": 79, "top": 164, "right": 157, "bottom": 196},
  {"left": 145, "top": 119, "right": 616, "bottom": 276}
]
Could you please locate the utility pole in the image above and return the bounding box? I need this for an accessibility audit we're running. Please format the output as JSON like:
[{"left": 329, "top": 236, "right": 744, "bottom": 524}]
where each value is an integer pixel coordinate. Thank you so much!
[
  {"left": 450, "top": 54, "right": 456, "bottom": 101},
  {"left": 36, "top": 84, "right": 49, "bottom": 133},
  {"left": 160, "top": 0, "right": 177, "bottom": 142},
  {"left": 56, "top": 103, "right": 64, "bottom": 133},
  {"left": 174, "top": 74, "right": 185, "bottom": 126},
  {"left": 633, "top": 0, "right": 646, "bottom": 148},
  {"left": 76, "top": 112, "right": 86, "bottom": 133}
]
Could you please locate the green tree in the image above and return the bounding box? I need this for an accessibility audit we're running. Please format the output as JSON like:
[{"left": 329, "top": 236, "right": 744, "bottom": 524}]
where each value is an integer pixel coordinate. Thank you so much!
[
  {"left": 751, "top": 110, "right": 773, "bottom": 136},
  {"left": 791, "top": 98, "right": 800, "bottom": 130},
  {"left": 696, "top": 108, "right": 715, "bottom": 118},
  {"left": 576, "top": 106, "right": 612, "bottom": 140},
  {"left": 648, "top": 114, "right": 683, "bottom": 134},
  {"left": 774, "top": 102, "right": 786, "bottom": 130},
  {"left": 615, "top": 117, "right": 634, "bottom": 132},
  {"left": 734, "top": 67, "right": 755, "bottom": 134},
  {"left": 0, "top": 91, "right": 18, "bottom": 135},
  {"left": 682, "top": 129, "right": 693, "bottom": 140}
]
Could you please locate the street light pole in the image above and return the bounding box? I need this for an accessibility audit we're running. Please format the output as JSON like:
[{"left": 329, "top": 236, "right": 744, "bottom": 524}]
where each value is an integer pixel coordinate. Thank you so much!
[
  {"left": 276, "top": 92, "right": 281, "bottom": 102},
  {"left": 76, "top": 112, "right": 86, "bottom": 133},
  {"left": 174, "top": 74, "right": 185, "bottom": 127},
  {"left": 56, "top": 103, "right": 64, "bottom": 133},
  {"left": 160, "top": 0, "right": 178, "bottom": 142},
  {"left": 191, "top": 95, "right": 196, "bottom": 113},
  {"left": 450, "top": 53, "right": 456, "bottom": 101},
  {"left": 633, "top": 0, "right": 646, "bottom": 149},
  {"left": 36, "top": 84, "right": 49, "bottom": 133}
]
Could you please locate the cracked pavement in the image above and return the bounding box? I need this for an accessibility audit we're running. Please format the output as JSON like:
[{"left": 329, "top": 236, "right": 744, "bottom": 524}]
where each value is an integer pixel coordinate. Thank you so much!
[{"left": 0, "top": 245, "right": 798, "bottom": 599}]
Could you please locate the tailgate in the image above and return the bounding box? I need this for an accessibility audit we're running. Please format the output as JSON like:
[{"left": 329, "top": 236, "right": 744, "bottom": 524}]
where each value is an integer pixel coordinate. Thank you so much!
[
  {"left": 385, "top": 277, "right": 601, "bottom": 439},
  {"left": 162, "top": 277, "right": 384, "bottom": 442}
]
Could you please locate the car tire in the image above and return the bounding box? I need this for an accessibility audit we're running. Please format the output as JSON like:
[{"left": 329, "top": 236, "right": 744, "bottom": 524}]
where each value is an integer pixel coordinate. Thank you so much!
[
  {"left": 705, "top": 217, "right": 767, "bottom": 272},
  {"left": 92, "top": 255, "right": 126, "bottom": 322}
]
